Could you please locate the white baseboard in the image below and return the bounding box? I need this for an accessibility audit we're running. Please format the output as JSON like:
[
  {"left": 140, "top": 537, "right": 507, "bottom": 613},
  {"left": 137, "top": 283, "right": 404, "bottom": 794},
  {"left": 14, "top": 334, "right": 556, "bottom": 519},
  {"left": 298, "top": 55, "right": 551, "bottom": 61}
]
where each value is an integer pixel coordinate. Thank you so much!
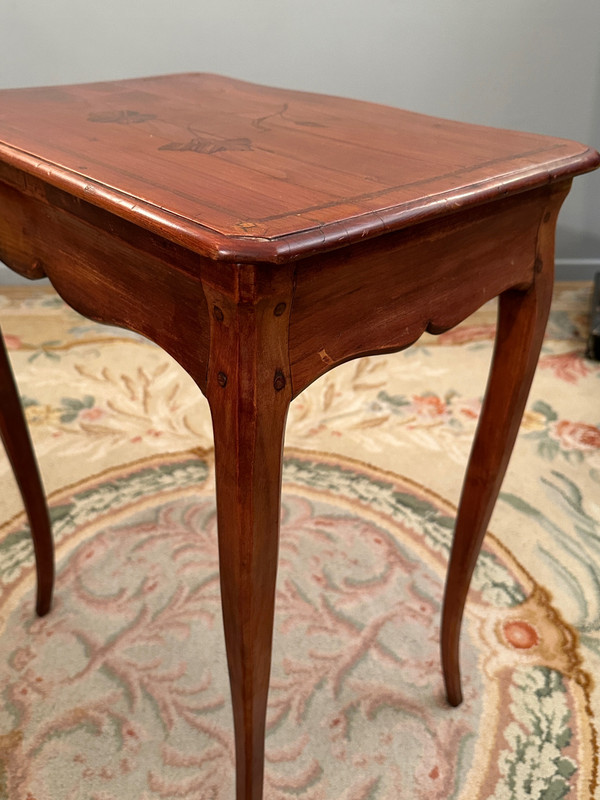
[{"left": 555, "top": 259, "right": 600, "bottom": 281}]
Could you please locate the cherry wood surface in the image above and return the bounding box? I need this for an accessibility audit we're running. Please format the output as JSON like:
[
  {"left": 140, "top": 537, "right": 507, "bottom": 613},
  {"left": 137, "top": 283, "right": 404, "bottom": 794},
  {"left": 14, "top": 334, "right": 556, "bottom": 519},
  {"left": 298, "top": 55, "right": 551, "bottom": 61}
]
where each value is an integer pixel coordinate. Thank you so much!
[
  {"left": 0, "top": 73, "right": 598, "bottom": 800},
  {"left": 0, "top": 73, "right": 598, "bottom": 262},
  {"left": 441, "top": 183, "right": 565, "bottom": 706}
]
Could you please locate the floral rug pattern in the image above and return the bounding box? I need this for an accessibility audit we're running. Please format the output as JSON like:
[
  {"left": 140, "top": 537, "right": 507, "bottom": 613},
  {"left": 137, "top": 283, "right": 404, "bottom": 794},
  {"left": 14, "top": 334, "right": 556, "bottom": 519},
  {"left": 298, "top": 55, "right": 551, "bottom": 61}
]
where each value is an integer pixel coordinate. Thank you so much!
[{"left": 0, "top": 282, "right": 599, "bottom": 799}]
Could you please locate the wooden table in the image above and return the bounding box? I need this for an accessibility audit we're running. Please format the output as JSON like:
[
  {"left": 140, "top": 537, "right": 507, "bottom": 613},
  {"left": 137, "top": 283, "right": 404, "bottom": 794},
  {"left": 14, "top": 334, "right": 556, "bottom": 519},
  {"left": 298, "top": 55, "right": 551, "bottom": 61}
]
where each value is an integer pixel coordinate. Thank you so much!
[{"left": 0, "top": 74, "right": 598, "bottom": 799}]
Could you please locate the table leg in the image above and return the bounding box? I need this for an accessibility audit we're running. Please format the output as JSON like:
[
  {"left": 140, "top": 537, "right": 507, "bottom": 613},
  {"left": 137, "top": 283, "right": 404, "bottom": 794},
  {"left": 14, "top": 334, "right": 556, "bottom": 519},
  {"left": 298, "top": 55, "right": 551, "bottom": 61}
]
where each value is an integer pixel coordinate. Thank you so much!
[
  {"left": 0, "top": 330, "right": 53, "bottom": 616},
  {"left": 440, "top": 255, "right": 553, "bottom": 707},
  {"left": 204, "top": 288, "right": 292, "bottom": 800}
]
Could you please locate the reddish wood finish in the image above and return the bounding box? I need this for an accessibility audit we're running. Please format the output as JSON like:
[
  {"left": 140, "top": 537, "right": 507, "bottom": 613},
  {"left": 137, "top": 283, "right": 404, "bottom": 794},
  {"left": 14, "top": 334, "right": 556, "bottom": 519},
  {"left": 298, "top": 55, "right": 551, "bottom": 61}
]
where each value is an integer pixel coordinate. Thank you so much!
[
  {"left": 203, "top": 270, "right": 293, "bottom": 800},
  {"left": 0, "top": 328, "right": 53, "bottom": 616},
  {"left": 0, "top": 74, "right": 597, "bottom": 262},
  {"left": 0, "top": 74, "right": 598, "bottom": 799},
  {"left": 441, "top": 184, "right": 565, "bottom": 707},
  {"left": 288, "top": 188, "right": 552, "bottom": 393}
]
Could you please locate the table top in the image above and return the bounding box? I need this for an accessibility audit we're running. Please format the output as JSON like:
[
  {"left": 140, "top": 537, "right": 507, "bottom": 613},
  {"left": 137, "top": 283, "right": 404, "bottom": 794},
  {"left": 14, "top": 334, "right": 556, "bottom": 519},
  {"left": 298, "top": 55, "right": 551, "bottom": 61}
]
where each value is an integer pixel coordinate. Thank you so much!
[{"left": 0, "top": 73, "right": 597, "bottom": 262}]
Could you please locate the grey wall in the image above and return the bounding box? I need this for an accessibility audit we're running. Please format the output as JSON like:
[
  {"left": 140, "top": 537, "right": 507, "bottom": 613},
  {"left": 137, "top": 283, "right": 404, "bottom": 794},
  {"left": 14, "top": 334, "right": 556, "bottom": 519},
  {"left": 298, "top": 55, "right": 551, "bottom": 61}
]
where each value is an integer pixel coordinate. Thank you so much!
[{"left": 0, "top": 0, "right": 599, "bottom": 281}]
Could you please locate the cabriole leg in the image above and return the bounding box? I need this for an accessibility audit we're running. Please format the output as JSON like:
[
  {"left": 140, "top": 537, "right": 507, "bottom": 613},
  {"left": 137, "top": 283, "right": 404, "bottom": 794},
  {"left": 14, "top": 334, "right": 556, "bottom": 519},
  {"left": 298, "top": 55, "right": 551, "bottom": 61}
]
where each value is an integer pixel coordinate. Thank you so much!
[
  {"left": 0, "top": 330, "right": 53, "bottom": 616},
  {"left": 205, "top": 286, "right": 292, "bottom": 800},
  {"left": 441, "top": 248, "right": 554, "bottom": 707}
]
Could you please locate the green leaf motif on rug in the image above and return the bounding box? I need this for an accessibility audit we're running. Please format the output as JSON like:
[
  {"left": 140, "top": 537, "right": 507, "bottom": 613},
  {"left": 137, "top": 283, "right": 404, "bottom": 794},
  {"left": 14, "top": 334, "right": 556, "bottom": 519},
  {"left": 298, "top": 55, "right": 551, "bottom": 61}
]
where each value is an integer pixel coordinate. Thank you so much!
[
  {"left": 502, "top": 470, "right": 600, "bottom": 639},
  {"left": 283, "top": 457, "right": 526, "bottom": 607},
  {"left": 59, "top": 394, "right": 95, "bottom": 424},
  {"left": 531, "top": 401, "right": 559, "bottom": 423},
  {"left": 27, "top": 341, "right": 62, "bottom": 362},
  {"left": 489, "top": 667, "right": 576, "bottom": 800},
  {"left": 0, "top": 458, "right": 208, "bottom": 585}
]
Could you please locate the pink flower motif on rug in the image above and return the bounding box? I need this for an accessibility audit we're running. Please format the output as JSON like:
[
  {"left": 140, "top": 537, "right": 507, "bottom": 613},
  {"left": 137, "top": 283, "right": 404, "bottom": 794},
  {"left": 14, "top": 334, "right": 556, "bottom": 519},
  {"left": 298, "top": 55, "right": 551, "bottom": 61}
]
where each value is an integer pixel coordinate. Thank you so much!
[
  {"left": 411, "top": 393, "right": 448, "bottom": 420},
  {"left": 3, "top": 333, "right": 22, "bottom": 350},
  {"left": 549, "top": 420, "right": 600, "bottom": 451},
  {"left": 538, "top": 350, "right": 595, "bottom": 384}
]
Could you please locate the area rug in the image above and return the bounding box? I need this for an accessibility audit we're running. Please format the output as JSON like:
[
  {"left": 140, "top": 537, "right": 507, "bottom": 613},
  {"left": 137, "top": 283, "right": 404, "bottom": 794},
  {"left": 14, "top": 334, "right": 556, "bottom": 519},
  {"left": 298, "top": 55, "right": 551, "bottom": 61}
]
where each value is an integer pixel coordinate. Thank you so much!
[{"left": 0, "top": 282, "right": 599, "bottom": 800}]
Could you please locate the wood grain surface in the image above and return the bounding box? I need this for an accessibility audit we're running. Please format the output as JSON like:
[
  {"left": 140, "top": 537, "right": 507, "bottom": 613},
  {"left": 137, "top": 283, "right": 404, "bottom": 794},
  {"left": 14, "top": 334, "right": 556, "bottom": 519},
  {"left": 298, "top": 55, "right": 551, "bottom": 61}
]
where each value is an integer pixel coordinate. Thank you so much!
[{"left": 0, "top": 73, "right": 597, "bottom": 262}]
